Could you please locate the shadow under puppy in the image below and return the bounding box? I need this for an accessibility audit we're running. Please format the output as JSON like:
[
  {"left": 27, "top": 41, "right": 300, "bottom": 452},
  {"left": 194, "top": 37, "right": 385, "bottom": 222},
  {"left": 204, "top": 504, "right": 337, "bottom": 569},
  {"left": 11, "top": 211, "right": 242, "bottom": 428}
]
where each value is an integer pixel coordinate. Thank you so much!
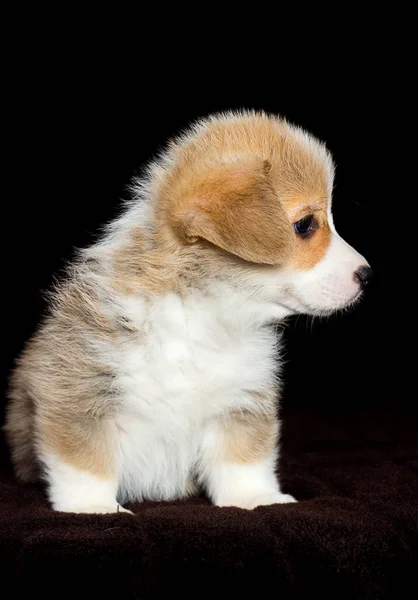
[{"left": 4, "top": 111, "right": 372, "bottom": 513}]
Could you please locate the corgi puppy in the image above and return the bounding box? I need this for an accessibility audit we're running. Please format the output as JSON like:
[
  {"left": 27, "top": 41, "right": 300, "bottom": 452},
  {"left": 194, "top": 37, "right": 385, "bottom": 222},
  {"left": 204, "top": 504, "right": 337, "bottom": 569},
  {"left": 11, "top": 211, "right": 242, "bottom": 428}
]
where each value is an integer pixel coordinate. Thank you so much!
[{"left": 4, "top": 111, "right": 372, "bottom": 513}]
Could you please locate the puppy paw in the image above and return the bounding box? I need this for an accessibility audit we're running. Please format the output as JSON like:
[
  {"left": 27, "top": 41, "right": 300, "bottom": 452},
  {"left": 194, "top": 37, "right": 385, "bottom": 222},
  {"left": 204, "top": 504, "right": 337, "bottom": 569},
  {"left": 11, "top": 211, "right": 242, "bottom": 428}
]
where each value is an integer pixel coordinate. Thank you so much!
[
  {"left": 69, "top": 504, "right": 134, "bottom": 515},
  {"left": 256, "top": 492, "right": 297, "bottom": 506},
  {"left": 217, "top": 491, "right": 297, "bottom": 510}
]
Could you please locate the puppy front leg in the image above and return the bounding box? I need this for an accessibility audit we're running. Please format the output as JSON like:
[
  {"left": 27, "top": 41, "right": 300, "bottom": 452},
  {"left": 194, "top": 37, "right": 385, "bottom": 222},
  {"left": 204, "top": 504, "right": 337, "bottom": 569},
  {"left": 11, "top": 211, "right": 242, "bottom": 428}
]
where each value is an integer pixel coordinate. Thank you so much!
[
  {"left": 38, "top": 417, "right": 131, "bottom": 514},
  {"left": 199, "top": 411, "right": 296, "bottom": 509}
]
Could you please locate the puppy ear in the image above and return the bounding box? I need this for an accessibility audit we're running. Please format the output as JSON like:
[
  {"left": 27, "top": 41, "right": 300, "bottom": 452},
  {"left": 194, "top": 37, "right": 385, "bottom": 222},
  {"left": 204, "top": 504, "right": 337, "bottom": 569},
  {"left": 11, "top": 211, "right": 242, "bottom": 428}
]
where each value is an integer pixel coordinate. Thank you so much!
[{"left": 170, "top": 158, "right": 294, "bottom": 264}]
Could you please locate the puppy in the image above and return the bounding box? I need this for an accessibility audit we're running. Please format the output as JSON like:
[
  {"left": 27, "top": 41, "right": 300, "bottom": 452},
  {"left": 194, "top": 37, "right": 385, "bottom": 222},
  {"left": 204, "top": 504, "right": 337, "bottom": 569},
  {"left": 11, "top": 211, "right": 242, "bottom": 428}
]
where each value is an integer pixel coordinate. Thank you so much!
[{"left": 4, "top": 111, "right": 372, "bottom": 513}]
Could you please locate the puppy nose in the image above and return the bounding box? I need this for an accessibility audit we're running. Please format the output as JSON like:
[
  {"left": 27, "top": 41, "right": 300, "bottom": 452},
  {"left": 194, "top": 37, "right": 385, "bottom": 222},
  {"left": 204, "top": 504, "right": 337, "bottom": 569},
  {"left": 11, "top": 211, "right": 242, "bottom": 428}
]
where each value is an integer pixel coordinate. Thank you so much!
[{"left": 354, "top": 265, "right": 373, "bottom": 288}]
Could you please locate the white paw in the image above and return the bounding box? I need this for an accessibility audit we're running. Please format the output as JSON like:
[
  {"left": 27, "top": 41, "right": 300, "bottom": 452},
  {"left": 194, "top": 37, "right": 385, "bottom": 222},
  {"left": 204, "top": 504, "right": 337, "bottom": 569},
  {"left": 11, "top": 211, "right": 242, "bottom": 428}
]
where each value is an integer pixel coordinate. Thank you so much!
[
  {"left": 217, "top": 491, "right": 297, "bottom": 510},
  {"left": 69, "top": 504, "right": 134, "bottom": 515},
  {"left": 257, "top": 492, "right": 297, "bottom": 506}
]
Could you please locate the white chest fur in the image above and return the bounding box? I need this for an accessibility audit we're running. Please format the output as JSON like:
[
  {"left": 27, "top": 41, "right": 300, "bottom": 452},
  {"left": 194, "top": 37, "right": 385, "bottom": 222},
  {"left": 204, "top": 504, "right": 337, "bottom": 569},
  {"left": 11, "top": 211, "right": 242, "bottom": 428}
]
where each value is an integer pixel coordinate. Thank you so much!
[{"left": 110, "top": 290, "right": 279, "bottom": 501}]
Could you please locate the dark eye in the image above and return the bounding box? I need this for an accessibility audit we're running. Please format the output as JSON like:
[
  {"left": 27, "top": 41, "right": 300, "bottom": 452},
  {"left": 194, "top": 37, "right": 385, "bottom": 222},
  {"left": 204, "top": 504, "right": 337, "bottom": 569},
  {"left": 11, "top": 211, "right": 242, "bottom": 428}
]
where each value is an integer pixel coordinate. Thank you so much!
[{"left": 294, "top": 215, "right": 317, "bottom": 238}]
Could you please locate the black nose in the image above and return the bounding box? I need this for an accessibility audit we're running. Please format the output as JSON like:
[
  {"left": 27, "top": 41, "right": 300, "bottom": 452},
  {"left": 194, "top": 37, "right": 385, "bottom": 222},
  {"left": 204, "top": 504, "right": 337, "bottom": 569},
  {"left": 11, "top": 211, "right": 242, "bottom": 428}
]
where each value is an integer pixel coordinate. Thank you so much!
[{"left": 354, "top": 265, "right": 373, "bottom": 288}]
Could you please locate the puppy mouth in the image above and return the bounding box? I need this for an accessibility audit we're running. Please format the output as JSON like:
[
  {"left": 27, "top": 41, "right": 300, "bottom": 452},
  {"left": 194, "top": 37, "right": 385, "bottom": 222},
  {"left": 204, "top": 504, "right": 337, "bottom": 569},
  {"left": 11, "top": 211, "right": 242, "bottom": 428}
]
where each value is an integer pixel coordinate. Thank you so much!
[
  {"left": 346, "top": 289, "right": 363, "bottom": 308},
  {"left": 275, "top": 288, "right": 363, "bottom": 317},
  {"left": 317, "top": 289, "right": 364, "bottom": 315}
]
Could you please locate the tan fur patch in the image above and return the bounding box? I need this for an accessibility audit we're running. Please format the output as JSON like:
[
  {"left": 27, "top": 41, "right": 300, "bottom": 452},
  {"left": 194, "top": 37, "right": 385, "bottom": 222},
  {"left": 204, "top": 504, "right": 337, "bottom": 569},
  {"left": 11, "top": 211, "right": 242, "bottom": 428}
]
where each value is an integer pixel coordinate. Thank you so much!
[
  {"left": 219, "top": 411, "right": 279, "bottom": 464},
  {"left": 292, "top": 223, "right": 331, "bottom": 270},
  {"left": 168, "top": 158, "right": 295, "bottom": 265},
  {"left": 284, "top": 196, "right": 332, "bottom": 270},
  {"left": 4, "top": 271, "right": 120, "bottom": 481},
  {"left": 41, "top": 418, "right": 117, "bottom": 479}
]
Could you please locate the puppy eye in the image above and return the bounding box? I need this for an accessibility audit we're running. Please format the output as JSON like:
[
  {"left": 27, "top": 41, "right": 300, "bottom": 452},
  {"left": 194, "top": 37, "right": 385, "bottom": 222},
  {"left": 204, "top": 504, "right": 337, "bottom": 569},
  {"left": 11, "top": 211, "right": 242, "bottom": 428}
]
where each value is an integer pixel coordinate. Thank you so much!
[{"left": 294, "top": 215, "right": 317, "bottom": 238}]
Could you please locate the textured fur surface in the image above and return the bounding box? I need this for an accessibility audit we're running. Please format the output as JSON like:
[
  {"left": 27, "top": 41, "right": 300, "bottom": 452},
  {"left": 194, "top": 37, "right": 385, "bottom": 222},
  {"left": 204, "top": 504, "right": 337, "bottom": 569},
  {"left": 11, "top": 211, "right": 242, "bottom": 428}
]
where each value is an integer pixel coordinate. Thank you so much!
[{"left": 4, "top": 111, "right": 370, "bottom": 513}]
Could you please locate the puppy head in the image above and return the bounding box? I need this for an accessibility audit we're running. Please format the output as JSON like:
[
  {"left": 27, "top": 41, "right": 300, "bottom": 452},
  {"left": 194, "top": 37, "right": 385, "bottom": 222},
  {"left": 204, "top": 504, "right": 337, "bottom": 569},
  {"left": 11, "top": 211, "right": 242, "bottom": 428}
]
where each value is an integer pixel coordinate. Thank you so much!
[{"left": 160, "top": 112, "right": 370, "bottom": 316}]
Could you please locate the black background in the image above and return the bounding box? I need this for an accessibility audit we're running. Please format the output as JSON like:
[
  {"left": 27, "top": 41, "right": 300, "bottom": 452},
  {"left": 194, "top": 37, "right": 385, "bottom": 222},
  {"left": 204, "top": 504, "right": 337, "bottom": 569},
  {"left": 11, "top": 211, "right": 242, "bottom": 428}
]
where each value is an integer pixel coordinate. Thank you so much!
[{"left": 3, "top": 42, "right": 407, "bottom": 422}]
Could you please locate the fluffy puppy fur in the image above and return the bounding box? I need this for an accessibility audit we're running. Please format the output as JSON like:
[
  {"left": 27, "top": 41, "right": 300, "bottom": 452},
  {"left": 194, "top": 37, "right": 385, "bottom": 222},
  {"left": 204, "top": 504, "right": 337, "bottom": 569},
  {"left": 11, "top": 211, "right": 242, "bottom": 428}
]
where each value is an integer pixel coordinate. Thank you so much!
[{"left": 4, "top": 111, "right": 371, "bottom": 513}]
